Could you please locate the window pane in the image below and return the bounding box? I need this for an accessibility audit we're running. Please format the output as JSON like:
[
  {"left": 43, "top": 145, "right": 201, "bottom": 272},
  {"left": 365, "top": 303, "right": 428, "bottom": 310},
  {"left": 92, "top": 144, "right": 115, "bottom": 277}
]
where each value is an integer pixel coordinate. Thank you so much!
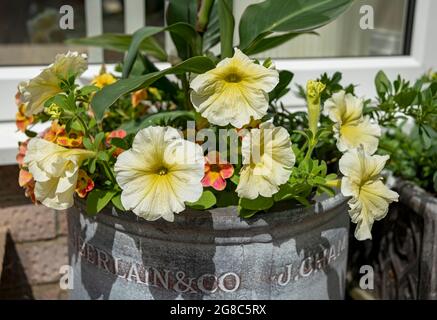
[
  {"left": 0, "top": 0, "right": 166, "bottom": 66},
  {"left": 234, "top": 0, "right": 413, "bottom": 59}
]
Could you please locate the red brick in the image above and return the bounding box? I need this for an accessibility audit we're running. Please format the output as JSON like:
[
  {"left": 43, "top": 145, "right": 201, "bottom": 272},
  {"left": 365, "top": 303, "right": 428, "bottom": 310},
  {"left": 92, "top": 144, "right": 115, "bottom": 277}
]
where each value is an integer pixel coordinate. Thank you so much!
[
  {"left": 0, "top": 205, "right": 56, "bottom": 242},
  {"left": 14, "top": 237, "right": 68, "bottom": 285}
]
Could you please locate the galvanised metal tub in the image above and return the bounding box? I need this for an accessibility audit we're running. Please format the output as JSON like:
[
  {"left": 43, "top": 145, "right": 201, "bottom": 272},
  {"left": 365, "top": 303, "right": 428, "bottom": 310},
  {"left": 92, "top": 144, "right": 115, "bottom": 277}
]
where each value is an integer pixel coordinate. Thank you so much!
[{"left": 67, "top": 193, "right": 349, "bottom": 300}]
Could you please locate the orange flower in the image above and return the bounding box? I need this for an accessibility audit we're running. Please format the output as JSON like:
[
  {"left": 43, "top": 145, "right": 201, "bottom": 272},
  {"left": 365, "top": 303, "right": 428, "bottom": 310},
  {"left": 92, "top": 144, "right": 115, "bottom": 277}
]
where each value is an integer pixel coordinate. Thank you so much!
[
  {"left": 16, "top": 140, "right": 29, "bottom": 167},
  {"left": 16, "top": 104, "right": 33, "bottom": 132},
  {"left": 75, "top": 169, "right": 95, "bottom": 198},
  {"left": 106, "top": 129, "right": 127, "bottom": 157},
  {"left": 131, "top": 89, "right": 148, "bottom": 107},
  {"left": 43, "top": 121, "right": 83, "bottom": 147},
  {"left": 201, "top": 151, "right": 234, "bottom": 191},
  {"left": 19, "top": 169, "right": 37, "bottom": 204}
]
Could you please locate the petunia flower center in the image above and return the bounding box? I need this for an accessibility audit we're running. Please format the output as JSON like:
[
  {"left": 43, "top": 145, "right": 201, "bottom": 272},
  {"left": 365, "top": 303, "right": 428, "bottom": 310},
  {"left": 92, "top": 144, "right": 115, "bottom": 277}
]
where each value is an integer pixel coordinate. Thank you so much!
[
  {"left": 210, "top": 164, "right": 221, "bottom": 172},
  {"left": 157, "top": 167, "right": 168, "bottom": 176},
  {"left": 225, "top": 73, "right": 242, "bottom": 83}
]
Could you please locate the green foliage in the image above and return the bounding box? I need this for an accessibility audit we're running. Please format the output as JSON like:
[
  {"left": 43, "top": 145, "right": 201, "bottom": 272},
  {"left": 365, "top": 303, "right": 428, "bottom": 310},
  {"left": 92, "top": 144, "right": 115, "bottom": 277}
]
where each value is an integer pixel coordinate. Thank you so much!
[
  {"left": 120, "top": 111, "right": 195, "bottom": 134},
  {"left": 86, "top": 189, "right": 118, "bottom": 215},
  {"left": 217, "top": 0, "right": 235, "bottom": 58},
  {"left": 67, "top": 34, "right": 167, "bottom": 61},
  {"left": 187, "top": 190, "right": 217, "bottom": 210},
  {"left": 370, "top": 71, "right": 437, "bottom": 135},
  {"left": 122, "top": 23, "right": 201, "bottom": 78},
  {"left": 380, "top": 122, "right": 437, "bottom": 194},
  {"left": 91, "top": 56, "right": 216, "bottom": 120},
  {"left": 239, "top": 0, "right": 353, "bottom": 52}
]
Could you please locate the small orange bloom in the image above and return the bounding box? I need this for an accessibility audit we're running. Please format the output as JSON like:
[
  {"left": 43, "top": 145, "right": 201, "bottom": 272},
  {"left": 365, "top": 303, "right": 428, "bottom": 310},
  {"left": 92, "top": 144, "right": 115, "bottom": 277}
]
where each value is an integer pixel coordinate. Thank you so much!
[
  {"left": 16, "top": 104, "right": 33, "bottom": 132},
  {"left": 201, "top": 151, "right": 234, "bottom": 191},
  {"left": 16, "top": 140, "right": 29, "bottom": 167},
  {"left": 75, "top": 169, "right": 95, "bottom": 198},
  {"left": 106, "top": 129, "right": 127, "bottom": 157},
  {"left": 19, "top": 169, "right": 37, "bottom": 204},
  {"left": 43, "top": 121, "right": 83, "bottom": 147},
  {"left": 131, "top": 89, "right": 148, "bottom": 107}
]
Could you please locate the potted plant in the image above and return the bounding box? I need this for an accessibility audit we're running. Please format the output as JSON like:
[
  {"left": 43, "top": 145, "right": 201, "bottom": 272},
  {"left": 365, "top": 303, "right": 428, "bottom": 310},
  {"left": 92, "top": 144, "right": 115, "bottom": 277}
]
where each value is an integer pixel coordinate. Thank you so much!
[
  {"left": 14, "top": 0, "right": 398, "bottom": 300},
  {"left": 348, "top": 71, "right": 437, "bottom": 300}
]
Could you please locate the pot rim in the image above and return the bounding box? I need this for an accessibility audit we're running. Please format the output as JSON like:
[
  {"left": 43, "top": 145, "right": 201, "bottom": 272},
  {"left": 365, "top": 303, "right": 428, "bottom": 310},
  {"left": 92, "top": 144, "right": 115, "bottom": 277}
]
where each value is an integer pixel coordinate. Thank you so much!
[{"left": 72, "top": 193, "right": 348, "bottom": 237}]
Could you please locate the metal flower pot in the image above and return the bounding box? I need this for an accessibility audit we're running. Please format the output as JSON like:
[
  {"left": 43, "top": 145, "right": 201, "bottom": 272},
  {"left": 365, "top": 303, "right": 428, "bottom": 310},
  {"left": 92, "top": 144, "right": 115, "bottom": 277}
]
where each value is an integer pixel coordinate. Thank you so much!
[{"left": 67, "top": 194, "right": 349, "bottom": 300}]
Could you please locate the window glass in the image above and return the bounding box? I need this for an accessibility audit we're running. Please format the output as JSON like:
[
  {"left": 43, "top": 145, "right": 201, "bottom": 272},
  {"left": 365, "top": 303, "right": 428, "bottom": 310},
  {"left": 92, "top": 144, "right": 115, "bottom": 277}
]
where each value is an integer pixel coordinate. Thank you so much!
[{"left": 0, "top": 0, "right": 414, "bottom": 66}]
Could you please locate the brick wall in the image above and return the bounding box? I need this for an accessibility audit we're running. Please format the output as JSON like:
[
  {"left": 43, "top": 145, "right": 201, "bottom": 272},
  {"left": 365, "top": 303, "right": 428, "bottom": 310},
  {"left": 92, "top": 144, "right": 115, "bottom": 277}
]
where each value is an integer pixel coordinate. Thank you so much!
[{"left": 0, "top": 165, "right": 68, "bottom": 299}]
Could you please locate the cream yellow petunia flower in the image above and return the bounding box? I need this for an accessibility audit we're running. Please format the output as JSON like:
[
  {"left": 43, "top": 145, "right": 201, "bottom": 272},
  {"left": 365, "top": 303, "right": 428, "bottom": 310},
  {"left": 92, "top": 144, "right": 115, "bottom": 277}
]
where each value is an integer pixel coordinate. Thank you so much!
[
  {"left": 339, "top": 148, "right": 399, "bottom": 240},
  {"left": 114, "top": 126, "right": 205, "bottom": 221},
  {"left": 236, "top": 122, "right": 295, "bottom": 199},
  {"left": 22, "top": 51, "right": 87, "bottom": 116},
  {"left": 190, "top": 49, "right": 279, "bottom": 128},
  {"left": 23, "top": 138, "right": 95, "bottom": 210},
  {"left": 325, "top": 90, "right": 381, "bottom": 154}
]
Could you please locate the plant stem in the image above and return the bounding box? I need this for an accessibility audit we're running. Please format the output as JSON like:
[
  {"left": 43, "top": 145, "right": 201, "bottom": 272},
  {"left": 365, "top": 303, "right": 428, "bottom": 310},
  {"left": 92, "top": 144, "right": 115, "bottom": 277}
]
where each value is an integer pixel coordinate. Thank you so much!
[
  {"left": 196, "top": 0, "right": 215, "bottom": 33},
  {"left": 181, "top": 74, "right": 193, "bottom": 111}
]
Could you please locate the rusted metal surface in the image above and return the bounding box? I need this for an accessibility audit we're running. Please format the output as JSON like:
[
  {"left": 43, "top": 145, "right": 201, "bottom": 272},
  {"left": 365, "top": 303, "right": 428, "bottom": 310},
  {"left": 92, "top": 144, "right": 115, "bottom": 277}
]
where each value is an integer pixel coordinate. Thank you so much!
[
  {"left": 67, "top": 194, "right": 350, "bottom": 300},
  {"left": 348, "top": 179, "right": 437, "bottom": 300}
]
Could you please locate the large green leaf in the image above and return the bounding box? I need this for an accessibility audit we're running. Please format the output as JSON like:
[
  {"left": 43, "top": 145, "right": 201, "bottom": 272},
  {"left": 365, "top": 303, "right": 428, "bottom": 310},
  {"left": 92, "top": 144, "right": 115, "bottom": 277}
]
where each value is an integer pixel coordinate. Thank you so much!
[
  {"left": 166, "top": 0, "right": 198, "bottom": 59},
  {"left": 91, "top": 56, "right": 216, "bottom": 120},
  {"left": 120, "top": 111, "right": 195, "bottom": 134},
  {"left": 217, "top": 0, "right": 235, "bottom": 58},
  {"left": 269, "top": 70, "right": 294, "bottom": 101},
  {"left": 239, "top": 0, "right": 354, "bottom": 50},
  {"left": 244, "top": 32, "right": 316, "bottom": 56},
  {"left": 122, "top": 23, "right": 199, "bottom": 78},
  {"left": 66, "top": 34, "right": 167, "bottom": 61},
  {"left": 202, "top": 2, "right": 220, "bottom": 51}
]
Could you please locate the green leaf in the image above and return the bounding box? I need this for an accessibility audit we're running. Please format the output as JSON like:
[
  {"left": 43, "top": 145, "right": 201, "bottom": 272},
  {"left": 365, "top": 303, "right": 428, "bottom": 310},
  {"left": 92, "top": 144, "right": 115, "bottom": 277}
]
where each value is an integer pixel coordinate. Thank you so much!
[
  {"left": 216, "top": 191, "right": 239, "bottom": 207},
  {"left": 91, "top": 56, "right": 216, "bottom": 121},
  {"left": 230, "top": 174, "right": 240, "bottom": 185},
  {"left": 239, "top": 0, "right": 353, "bottom": 50},
  {"left": 244, "top": 32, "right": 314, "bottom": 56},
  {"left": 202, "top": 2, "right": 220, "bottom": 51},
  {"left": 217, "top": 0, "right": 235, "bottom": 58},
  {"left": 86, "top": 189, "right": 117, "bottom": 215},
  {"left": 111, "top": 193, "right": 125, "bottom": 211},
  {"left": 238, "top": 207, "right": 258, "bottom": 219},
  {"left": 77, "top": 85, "right": 100, "bottom": 96},
  {"left": 187, "top": 190, "right": 217, "bottom": 210},
  {"left": 122, "top": 23, "right": 199, "bottom": 78},
  {"left": 109, "top": 137, "right": 129, "bottom": 150},
  {"left": 166, "top": 0, "right": 198, "bottom": 59},
  {"left": 67, "top": 34, "right": 167, "bottom": 61},
  {"left": 120, "top": 111, "right": 195, "bottom": 134},
  {"left": 269, "top": 70, "right": 294, "bottom": 101},
  {"left": 24, "top": 130, "right": 38, "bottom": 138},
  {"left": 240, "top": 196, "right": 274, "bottom": 211},
  {"left": 375, "top": 70, "right": 392, "bottom": 98},
  {"left": 83, "top": 137, "right": 94, "bottom": 150}
]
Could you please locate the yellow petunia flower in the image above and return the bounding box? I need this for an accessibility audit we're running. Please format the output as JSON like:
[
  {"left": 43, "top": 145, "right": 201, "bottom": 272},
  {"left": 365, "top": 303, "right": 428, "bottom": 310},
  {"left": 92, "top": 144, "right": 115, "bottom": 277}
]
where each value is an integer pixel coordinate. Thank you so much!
[
  {"left": 339, "top": 147, "right": 399, "bottom": 240},
  {"left": 236, "top": 122, "right": 295, "bottom": 199},
  {"left": 325, "top": 90, "right": 381, "bottom": 154},
  {"left": 22, "top": 51, "right": 87, "bottom": 116},
  {"left": 190, "top": 49, "right": 279, "bottom": 128},
  {"left": 23, "top": 138, "right": 95, "bottom": 210},
  {"left": 114, "top": 126, "right": 205, "bottom": 221}
]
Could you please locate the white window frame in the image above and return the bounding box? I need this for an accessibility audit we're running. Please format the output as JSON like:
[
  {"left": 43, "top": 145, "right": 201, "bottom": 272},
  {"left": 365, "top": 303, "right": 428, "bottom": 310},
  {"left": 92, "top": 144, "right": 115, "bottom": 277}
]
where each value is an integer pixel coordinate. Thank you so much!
[{"left": 0, "top": 0, "right": 435, "bottom": 165}]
